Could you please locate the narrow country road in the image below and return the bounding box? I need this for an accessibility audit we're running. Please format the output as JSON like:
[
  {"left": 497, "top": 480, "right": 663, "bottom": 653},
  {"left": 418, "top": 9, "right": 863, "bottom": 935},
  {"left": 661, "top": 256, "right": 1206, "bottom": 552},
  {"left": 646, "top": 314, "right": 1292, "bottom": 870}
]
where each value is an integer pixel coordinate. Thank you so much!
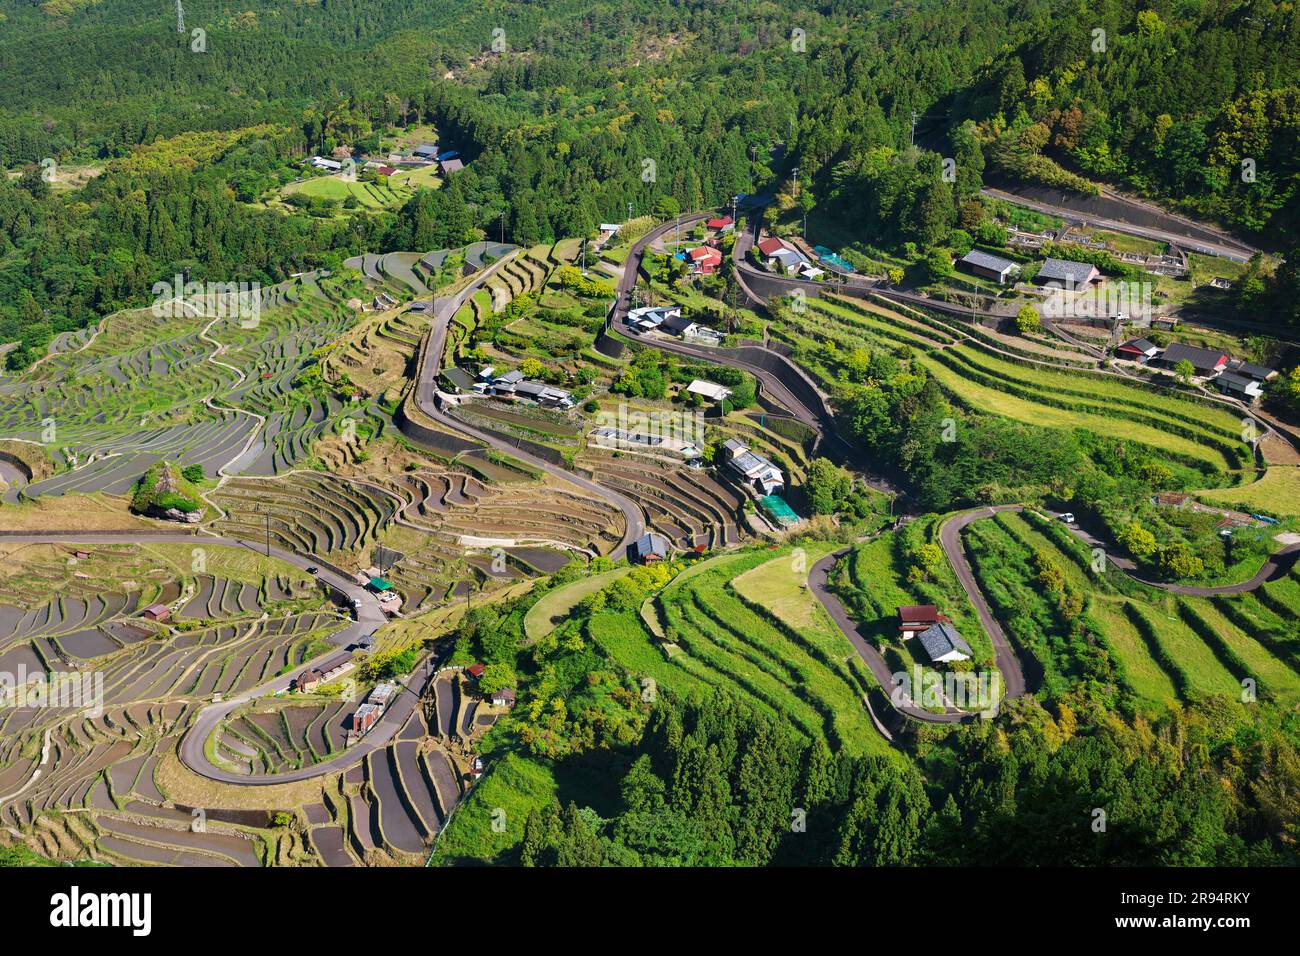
[
  {"left": 938, "top": 507, "right": 1029, "bottom": 700},
  {"left": 406, "top": 253, "right": 646, "bottom": 557},
  {"left": 979, "top": 187, "right": 1258, "bottom": 262},
  {"left": 808, "top": 550, "right": 978, "bottom": 724},
  {"left": 0, "top": 530, "right": 394, "bottom": 784}
]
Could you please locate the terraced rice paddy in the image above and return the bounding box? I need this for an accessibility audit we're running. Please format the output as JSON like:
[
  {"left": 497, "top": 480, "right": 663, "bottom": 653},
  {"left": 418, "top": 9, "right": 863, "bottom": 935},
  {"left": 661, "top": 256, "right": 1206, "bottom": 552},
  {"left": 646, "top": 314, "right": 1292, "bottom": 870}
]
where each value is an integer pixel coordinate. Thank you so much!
[
  {"left": 2, "top": 272, "right": 390, "bottom": 497},
  {"left": 213, "top": 473, "right": 398, "bottom": 561},
  {"left": 603, "top": 549, "right": 893, "bottom": 756},
  {"left": 217, "top": 700, "right": 353, "bottom": 775},
  {"left": 964, "top": 510, "right": 1300, "bottom": 709},
  {"left": 791, "top": 294, "right": 1251, "bottom": 477},
  {"left": 581, "top": 455, "right": 743, "bottom": 551}
]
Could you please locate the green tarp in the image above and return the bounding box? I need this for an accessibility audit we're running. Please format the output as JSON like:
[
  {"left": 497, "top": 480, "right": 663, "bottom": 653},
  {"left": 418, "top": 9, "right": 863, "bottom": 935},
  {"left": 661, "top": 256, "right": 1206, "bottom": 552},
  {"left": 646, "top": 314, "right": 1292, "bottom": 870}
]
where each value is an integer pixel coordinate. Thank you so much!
[
  {"left": 760, "top": 495, "right": 799, "bottom": 528},
  {"left": 369, "top": 577, "right": 394, "bottom": 591}
]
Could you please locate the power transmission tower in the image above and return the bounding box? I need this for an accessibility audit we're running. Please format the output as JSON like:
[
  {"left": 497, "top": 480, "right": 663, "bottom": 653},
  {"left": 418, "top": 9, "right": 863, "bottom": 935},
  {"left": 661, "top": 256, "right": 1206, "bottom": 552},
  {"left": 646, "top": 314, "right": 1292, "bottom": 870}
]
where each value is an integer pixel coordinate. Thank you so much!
[
  {"left": 176, "top": 0, "right": 185, "bottom": 33},
  {"left": 910, "top": 110, "right": 919, "bottom": 146}
]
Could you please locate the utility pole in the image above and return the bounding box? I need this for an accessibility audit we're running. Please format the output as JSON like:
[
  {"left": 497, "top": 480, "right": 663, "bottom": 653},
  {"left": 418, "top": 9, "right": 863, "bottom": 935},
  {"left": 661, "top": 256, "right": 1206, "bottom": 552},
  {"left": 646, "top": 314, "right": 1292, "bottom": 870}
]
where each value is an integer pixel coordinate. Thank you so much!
[
  {"left": 792, "top": 166, "right": 799, "bottom": 196},
  {"left": 265, "top": 511, "right": 271, "bottom": 557},
  {"left": 627, "top": 201, "right": 633, "bottom": 223}
]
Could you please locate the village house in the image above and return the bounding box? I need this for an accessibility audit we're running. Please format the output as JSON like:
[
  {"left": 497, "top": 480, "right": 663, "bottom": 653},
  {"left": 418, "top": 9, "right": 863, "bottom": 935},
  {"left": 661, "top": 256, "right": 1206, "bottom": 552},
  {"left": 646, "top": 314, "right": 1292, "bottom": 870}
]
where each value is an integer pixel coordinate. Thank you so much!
[
  {"left": 915, "top": 621, "right": 973, "bottom": 663},
  {"left": 686, "top": 379, "right": 732, "bottom": 404},
  {"left": 1158, "top": 342, "right": 1229, "bottom": 376},
  {"left": 720, "top": 438, "right": 785, "bottom": 496},
  {"left": 706, "top": 215, "right": 735, "bottom": 234},
  {"left": 1116, "top": 338, "right": 1159, "bottom": 362},
  {"left": 465, "top": 663, "right": 486, "bottom": 681},
  {"left": 1036, "top": 257, "right": 1102, "bottom": 288},
  {"left": 1216, "top": 371, "right": 1264, "bottom": 400},
  {"left": 659, "top": 311, "right": 724, "bottom": 344},
  {"left": 1225, "top": 360, "right": 1276, "bottom": 383},
  {"left": 687, "top": 245, "right": 723, "bottom": 275},
  {"left": 295, "top": 652, "right": 355, "bottom": 693},
  {"left": 632, "top": 532, "right": 671, "bottom": 564},
  {"left": 491, "top": 687, "right": 517, "bottom": 708},
  {"left": 627, "top": 305, "right": 682, "bottom": 334},
  {"left": 438, "top": 157, "right": 464, "bottom": 175},
  {"left": 412, "top": 144, "right": 439, "bottom": 160},
  {"left": 476, "top": 368, "right": 573, "bottom": 408},
  {"left": 306, "top": 156, "right": 343, "bottom": 172},
  {"left": 959, "top": 249, "right": 1020, "bottom": 284}
]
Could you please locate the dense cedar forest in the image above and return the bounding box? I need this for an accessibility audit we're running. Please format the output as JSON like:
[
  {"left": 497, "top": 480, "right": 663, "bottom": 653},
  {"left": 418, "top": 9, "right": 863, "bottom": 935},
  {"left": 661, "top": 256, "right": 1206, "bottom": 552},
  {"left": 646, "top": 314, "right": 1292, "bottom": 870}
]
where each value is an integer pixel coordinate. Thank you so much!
[
  {"left": 2, "top": 0, "right": 1298, "bottom": 366},
  {"left": 516, "top": 693, "right": 1296, "bottom": 866}
]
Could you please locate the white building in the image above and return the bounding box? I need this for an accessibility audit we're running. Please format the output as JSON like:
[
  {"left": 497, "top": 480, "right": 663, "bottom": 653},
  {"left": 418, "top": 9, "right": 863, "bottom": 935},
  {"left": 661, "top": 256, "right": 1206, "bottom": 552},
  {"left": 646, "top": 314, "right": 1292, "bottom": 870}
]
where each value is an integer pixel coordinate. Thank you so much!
[{"left": 686, "top": 379, "right": 733, "bottom": 403}]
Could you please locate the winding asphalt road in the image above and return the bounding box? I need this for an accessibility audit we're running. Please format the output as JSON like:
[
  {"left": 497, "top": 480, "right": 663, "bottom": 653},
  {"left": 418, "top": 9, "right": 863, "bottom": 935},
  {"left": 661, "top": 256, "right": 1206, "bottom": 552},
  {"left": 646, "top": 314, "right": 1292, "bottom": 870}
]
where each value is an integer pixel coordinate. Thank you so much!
[
  {"left": 406, "top": 253, "right": 646, "bottom": 557},
  {"left": 807, "top": 499, "right": 1300, "bottom": 729},
  {"left": 807, "top": 506, "right": 1030, "bottom": 725},
  {"left": 1055, "top": 510, "right": 1300, "bottom": 596},
  {"left": 610, "top": 213, "right": 903, "bottom": 492},
  {"left": 0, "top": 530, "right": 397, "bottom": 784},
  {"left": 938, "top": 507, "right": 1028, "bottom": 700},
  {"left": 808, "top": 550, "right": 978, "bottom": 723}
]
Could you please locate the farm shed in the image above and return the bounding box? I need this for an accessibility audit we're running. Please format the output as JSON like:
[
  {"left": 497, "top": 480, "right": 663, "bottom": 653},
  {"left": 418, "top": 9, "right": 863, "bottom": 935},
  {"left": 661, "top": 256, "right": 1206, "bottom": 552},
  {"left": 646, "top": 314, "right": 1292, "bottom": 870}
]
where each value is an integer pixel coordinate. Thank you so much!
[
  {"left": 1117, "top": 339, "right": 1159, "bottom": 361},
  {"left": 142, "top": 604, "right": 171, "bottom": 622},
  {"left": 915, "top": 622, "right": 973, "bottom": 663},
  {"left": 633, "top": 532, "right": 671, "bottom": 564},
  {"left": 959, "top": 249, "right": 1020, "bottom": 284},
  {"left": 898, "top": 604, "right": 947, "bottom": 637},
  {"left": 686, "top": 379, "right": 733, "bottom": 403},
  {"left": 1036, "top": 257, "right": 1101, "bottom": 287}
]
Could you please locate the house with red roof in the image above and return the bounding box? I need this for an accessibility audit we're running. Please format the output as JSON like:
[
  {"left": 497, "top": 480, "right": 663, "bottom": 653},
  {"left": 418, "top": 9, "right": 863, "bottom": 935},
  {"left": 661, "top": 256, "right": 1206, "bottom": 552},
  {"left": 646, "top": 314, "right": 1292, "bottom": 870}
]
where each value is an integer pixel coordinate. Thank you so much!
[
  {"left": 897, "top": 604, "right": 950, "bottom": 638},
  {"left": 688, "top": 245, "right": 723, "bottom": 275},
  {"left": 465, "top": 663, "right": 486, "bottom": 680},
  {"left": 706, "top": 215, "right": 734, "bottom": 233},
  {"left": 757, "top": 236, "right": 788, "bottom": 257}
]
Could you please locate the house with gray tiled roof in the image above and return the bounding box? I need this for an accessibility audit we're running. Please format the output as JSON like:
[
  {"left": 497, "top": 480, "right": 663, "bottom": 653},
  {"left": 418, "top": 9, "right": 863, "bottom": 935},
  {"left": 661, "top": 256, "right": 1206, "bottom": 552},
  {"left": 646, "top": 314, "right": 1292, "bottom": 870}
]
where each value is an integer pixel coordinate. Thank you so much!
[
  {"left": 915, "top": 622, "right": 973, "bottom": 663},
  {"left": 1036, "top": 257, "right": 1101, "bottom": 287},
  {"left": 959, "top": 249, "right": 1020, "bottom": 284}
]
